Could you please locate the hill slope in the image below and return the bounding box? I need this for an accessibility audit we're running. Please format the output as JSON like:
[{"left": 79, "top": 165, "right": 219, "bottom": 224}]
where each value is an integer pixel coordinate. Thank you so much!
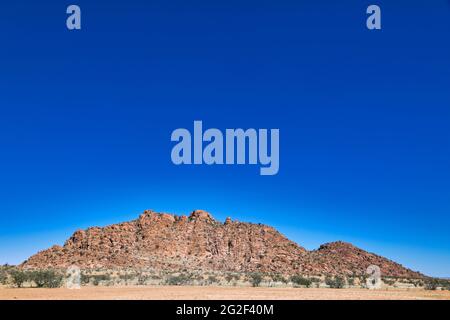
[{"left": 22, "top": 210, "right": 423, "bottom": 278}]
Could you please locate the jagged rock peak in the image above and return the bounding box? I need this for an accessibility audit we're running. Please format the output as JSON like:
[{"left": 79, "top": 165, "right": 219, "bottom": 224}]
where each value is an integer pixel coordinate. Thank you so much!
[
  {"left": 138, "top": 209, "right": 214, "bottom": 222},
  {"left": 318, "top": 241, "right": 356, "bottom": 251},
  {"left": 189, "top": 209, "right": 214, "bottom": 220}
]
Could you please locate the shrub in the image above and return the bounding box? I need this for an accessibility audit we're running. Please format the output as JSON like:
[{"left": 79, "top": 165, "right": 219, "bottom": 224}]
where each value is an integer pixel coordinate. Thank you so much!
[
  {"left": 29, "top": 270, "right": 63, "bottom": 288},
  {"left": 250, "top": 273, "right": 263, "bottom": 287},
  {"left": 325, "top": 276, "right": 345, "bottom": 289},
  {"left": 119, "top": 273, "right": 135, "bottom": 284},
  {"left": 137, "top": 273, "right": 149, "bottom": 286},
  {"left": 10, "top": 270, "right": 29, "bottom": 288},
  {"left": 166, "top": 274, "right": 191, "bottom": 286},
  {"left": 290, "top": 275, "right": 312, "bottom": 288},
  {"left": 0, "top": 269, "right": 8, "bottom": 285},
  {"left": 271, "top": 274, "right": 287, "bottom": 284},
  {"left": 436, "top": 279, "right": 450, "bottom": 291},
  {"left": 382, "top": 277, "right": 396, "bottom": 286},
  {"left": 444, "top": 281, "right": 450, "bottom": 291},
  {"left": 424, "top": 279, "right": 438, "bottom": 290},
  {"left": 80, "top": 274, "right": 111, "bottom": 286},
  {"left": 80, "top": 273, "right": 90, "bottom": 285},
  {"left": 225, "top": 274, "right": 234, "bottom": 283},
  {"left": 207, "top": 275, "right": 218, "bottom": 285},
  {"left": 119, "top": 273, "right": 135, "bottom": 281},
  {"left": 91, "top": 274, "right": 111, "bottom": 286},
  {"left": 347, "top": 277, "right": 355, "bottom": 286}
]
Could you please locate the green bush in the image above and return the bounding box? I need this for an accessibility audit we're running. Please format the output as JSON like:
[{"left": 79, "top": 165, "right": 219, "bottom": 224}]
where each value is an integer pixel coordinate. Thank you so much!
[
  {"left": 80, "top": 273, "right": 90, "bottom": 285},
  {"left": 382, "top": 277, "right": 396, "bottom": 286},
  {"left": 166, "top": 274, "right": 191, "bottom": 286},
  {"left": 325, "top": 276, "right": 345, "bottom": 289},
  {"left": 29, "top": 270, "right": 63, "bottom": 288},
  {"left": 271, "top": 274, "right": 287, "bottom": 284},
  {"left": 225, "top": 274, "right": 234, "bottom": 283},
  {"left": 80, "top": 273, "right": 111, "bottom": 286},
  {"left": 444, "top": 281, "right": 450, "bottom": 291},
  {"left": 0, "top": 269, "right": 8, "bottom": 285},
  {"left": 250, "top": 273, "right": 263, "bottom": 287},
  {"left": 207, "top": 275, "right": 218, "bottom": 284},
  {"left": 290, "top": 275, "right": 312, "bottom": 288},
  {"left": 119, "top": 273, "right": 135, "bottom": 285},
  {"left": 424, "top": 279, "right": 438, "bottom": 290},
  {"left": 10, "top": 270, "right": 29, "bottom": 288},
  {"left": 137, "top": 273, "right": 149, "bottom": 286},
  {"left": 436, "top": 279, "right": 450, "bottom": 290},
  {"left": 91, "top": 274, "right": 111, "bottom": 286},
  {"left": 347, "top": 277, "right": 355, "bottom": 286},
  {"left": 421, "top": 278, "right": 450, "bottom": 290},
  {"left": 119, "top": 273, "right": 135, "bottom": 281}
]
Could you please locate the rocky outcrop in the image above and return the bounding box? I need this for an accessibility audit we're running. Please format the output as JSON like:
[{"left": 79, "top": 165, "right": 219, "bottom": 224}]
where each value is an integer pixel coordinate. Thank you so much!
[
  {"left": 22, "top": 210, "right": 424, "bottom": 278},
  {"left": 302, "top": 241, "right": 422, "bottom": 278}
]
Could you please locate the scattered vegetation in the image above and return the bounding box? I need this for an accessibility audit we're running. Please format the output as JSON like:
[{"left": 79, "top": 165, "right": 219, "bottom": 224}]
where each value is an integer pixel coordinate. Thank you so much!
[
  {"left": 382, "top": 277, "right": 396, "bottom": 286},
  {"left": 290, "top": 275, "right": 312, "bottom": 288},
  {"left": 81, "top": 273, "right": 112, "bottom": 286},
  {"left": 0, "top": 273, "right": 7, "bottom": 285},
  {"left": 29, "top": 270, "right": 63, "bottom": 288},
  {"left": 91, "top": 274, "right": 111, "bottom": 286},
  {"left": 119, "top": 273, "right": 135, "bottom": 284},
  {"left": 207, "top": 275, "right": 219, "bottom": 285},
  {"left": 5, "top": 265, "right": 444, "bottom": 291},
  {"left": 250, "top": 273, "right": 263, "bottom": 287},
  {"left": 423, "top": 278, "right": 450, "bottom": 291},
  {"left": 225, "top": 274, "right": 234, "bottom": 283},
  {"left": 80, "top": 273, "right": 90, "bottom": 285},
  {"left": 166, "top": 274, "right": 192, "bottom": 286},
  {"left": 347, "top": 277, "right": 355, "bottom": 286},
  {"left": 10, "top": 270, "right": 30, "bottom": 288},
  {"left": 424, "top": 279, "right": 438, "bottom": 290},
  {"left": 0, "top": 266, "right": 9, "bottom": 285},
  {"left": 136, "top": 272, "right": 149, "bottom": 285},
  {"left": 271, "top": 273, "right": 287, "bottom": 284},
  {"left": 325, "top": 276, "right": 345, "bottom": 289}
]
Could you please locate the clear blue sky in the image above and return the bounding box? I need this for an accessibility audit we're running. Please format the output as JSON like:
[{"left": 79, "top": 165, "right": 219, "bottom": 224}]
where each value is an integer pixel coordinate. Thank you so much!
[{"left": 0, "top": 1, "right": 449, "bottom": 277}]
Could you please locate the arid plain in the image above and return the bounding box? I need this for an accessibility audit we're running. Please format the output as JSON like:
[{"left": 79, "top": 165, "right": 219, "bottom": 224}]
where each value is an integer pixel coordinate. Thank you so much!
[{"left": 2, "top": 286, "right": 450, "bottom": 300}]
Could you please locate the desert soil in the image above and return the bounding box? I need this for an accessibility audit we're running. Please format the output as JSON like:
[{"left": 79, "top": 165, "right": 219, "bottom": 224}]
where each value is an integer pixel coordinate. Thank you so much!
[{"left": 1, "top": 286, "right": 450, "bottom": 300}]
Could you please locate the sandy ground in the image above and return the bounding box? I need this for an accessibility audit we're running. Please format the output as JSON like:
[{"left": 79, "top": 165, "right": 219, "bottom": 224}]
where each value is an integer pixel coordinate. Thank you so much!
[{"left": 1, "top": 286, "right": 450, "bottom": 300}]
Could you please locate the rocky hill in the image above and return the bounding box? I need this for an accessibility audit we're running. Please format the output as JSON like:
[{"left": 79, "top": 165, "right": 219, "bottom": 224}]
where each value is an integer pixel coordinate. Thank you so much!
[{"left": 22, "top": 210, "right": 423, "bottom": 278}]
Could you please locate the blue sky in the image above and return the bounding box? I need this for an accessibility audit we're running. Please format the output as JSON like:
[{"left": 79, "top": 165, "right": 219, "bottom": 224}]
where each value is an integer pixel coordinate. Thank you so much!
[{"left": 0, "top": 1, "right": 449, "bottom": 277}]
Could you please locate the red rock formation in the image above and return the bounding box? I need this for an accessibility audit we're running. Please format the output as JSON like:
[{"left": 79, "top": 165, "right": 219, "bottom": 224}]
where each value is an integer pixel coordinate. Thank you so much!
[{"left": 22, "top": 210, "right": 423, "bottom": 278}]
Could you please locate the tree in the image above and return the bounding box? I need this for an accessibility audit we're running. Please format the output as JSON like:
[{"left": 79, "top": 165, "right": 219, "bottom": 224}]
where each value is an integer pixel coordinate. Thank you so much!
[
  {"left": 325, "top": 276, "right": 345, "bottom": 289},
  {"left": 0, "top": 270, "right": 8, "bottom": 285},
  {"left": 271, "top": 273, "right": 287, "bottom": 284},
  {"left": 290, "top": 275, "right": 312, "bottom": 288},
  {"left": 10, "top": 270, "right": 29, "bottom": 288},
  {"left": 166, "top": 274, "right": 191, "bottom": 286},
  {"left": 29, "top": 270, "right": 63, "bottom": 288},
  {"left": 250, "top": 273, "right": 263, "bottom": 287},
  {"left": 225, "top": 274, "right": 234, "bottom": 283},
  {"left": 424, "top": 279, "right": 438, "bottom": 291}
]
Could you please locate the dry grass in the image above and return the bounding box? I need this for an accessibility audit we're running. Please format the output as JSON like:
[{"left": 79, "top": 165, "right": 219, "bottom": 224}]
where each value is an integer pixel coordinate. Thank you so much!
[{"left": 1, "top": 286, "right": 450, "bottom": 300}]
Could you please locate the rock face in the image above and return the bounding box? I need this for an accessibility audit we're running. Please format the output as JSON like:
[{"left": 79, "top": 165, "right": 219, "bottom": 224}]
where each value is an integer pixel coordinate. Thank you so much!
[{"left": 22, "top": 210, "right": 423, "bottom": 278}]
